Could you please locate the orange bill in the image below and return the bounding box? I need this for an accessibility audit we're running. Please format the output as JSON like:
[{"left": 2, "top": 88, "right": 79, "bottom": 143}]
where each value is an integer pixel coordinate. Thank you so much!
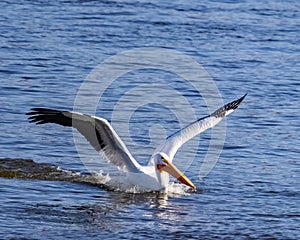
[{"left": 157, "top": 159, "right": 196, "bottom": 189}]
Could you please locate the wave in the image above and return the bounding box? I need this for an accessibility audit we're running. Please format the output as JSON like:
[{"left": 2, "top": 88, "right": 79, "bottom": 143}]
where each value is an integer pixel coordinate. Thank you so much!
[
  {"left": 0, "top": 158, "right": 110, "bottom": 190},
  {"left": 0, "top": 158, "right": 194, "bottom": 195}
]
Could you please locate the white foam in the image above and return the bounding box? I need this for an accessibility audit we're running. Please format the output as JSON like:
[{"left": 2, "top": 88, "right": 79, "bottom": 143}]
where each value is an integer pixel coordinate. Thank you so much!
[
  {"left": 102, "top": 176, "right": 190, "bottom": 195},
  {"left": 93, "top": 170, "right": 111, "bottom": 184}
]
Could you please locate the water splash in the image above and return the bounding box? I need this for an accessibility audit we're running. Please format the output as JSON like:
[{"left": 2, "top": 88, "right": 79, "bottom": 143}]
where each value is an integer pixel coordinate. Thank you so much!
[{"left": 96, "top": 174, "right": 195, "bottom": 195}]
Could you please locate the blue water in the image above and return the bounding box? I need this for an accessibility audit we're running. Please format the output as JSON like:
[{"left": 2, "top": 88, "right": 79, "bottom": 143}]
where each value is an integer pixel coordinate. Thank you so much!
[{"left": 1, "top": 0, "right": 300, "bottom": 239}]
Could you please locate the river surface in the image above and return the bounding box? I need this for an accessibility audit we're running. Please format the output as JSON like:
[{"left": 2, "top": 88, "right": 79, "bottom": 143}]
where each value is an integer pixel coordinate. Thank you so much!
[{"left": 0, "top": 0, "right": 300, "bottom": 239}]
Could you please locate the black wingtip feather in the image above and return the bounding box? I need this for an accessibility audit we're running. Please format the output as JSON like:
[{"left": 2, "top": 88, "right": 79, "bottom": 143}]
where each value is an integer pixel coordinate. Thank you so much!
[
  {"left": 211, "top": 93, "right": 247, "bottom": 118},
  {"left": 26, "top": 108, "right": 72, "bottom": 126},
  {"left": 231, "top": 93, "right": 247, "bottom": 110},
  {"left": 26, "top": 108, "right": 62, "bottom": 115}
]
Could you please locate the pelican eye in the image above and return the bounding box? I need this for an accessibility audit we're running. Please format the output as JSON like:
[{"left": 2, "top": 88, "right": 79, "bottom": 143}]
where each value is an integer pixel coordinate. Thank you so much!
[{"left": 161, "top": 156, "right": 167, "bottom": 163}]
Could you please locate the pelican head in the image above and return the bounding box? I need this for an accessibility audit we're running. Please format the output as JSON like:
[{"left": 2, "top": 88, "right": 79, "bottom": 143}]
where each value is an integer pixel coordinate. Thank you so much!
[{"left": 155, "top": 152, "right": 196, "bottom": 190}]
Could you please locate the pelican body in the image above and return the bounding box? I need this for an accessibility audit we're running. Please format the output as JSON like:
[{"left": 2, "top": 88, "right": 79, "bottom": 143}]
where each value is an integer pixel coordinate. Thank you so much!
[{"left": 26, "top": 94, "right": 246, "bottom": 192}]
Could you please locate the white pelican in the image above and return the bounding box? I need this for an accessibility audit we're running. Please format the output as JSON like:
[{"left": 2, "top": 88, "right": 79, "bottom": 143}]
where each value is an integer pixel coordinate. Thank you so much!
[{"left": 26, "top": 94, "right": 246, "bottom": 192}]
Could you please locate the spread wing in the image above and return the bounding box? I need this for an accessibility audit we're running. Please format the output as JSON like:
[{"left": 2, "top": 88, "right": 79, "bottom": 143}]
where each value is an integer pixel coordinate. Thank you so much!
[
  {"left": 154, "top": 94, "right": 247, "bottom": 161},
  {"left": 26, "top": 108, "right": 141, "bottom": 173}
]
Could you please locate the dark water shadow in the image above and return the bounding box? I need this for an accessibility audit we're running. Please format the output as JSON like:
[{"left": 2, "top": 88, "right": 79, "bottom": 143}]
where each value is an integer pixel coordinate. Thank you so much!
[{"left": 0, "top": 158, "right": 109, "bottom": 190}]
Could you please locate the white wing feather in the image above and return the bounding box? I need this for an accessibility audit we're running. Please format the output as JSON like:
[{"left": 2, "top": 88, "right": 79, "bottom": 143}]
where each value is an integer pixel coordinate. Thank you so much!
[{"left": 154, "top": 94, "right": 247, "bottom": 161}]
